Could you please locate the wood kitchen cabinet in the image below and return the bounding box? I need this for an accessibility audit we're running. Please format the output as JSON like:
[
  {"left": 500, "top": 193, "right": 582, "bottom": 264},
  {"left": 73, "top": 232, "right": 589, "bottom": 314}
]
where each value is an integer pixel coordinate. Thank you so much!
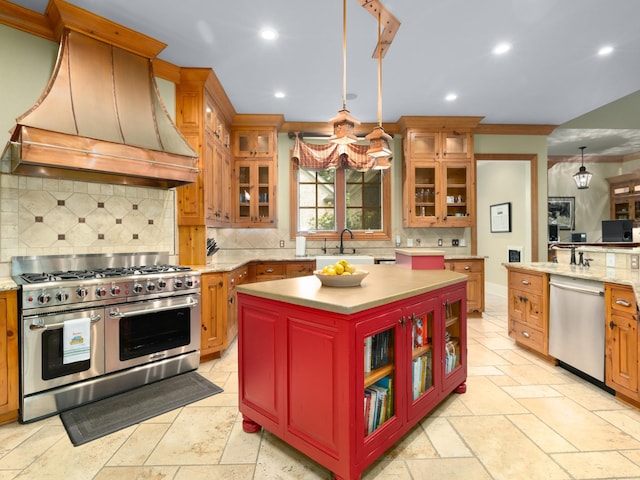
[
  {"left": 0, "top": 290, "right": 19, "bottom": 424},
  {"left": 237, "top": 279, "right": 466, "bottom": 480},
  {"left": 176, "top": 68, "right": 233, "bottom": 228},
  {"left": 175, "top": 68, "right": 234, "bottom": 265},
  {"left": 226, "top": 265, "right": 250, "bottom": 350},
  {"left": 507, "top": 267, "right": 550, "bottom": 357},
  {"left": 200, "top": 272, "right": 227, "bottom": 359},
  {"left": 607, "top": 171, "right": 640, "bottom": 225},
  {"left": 233, "top": 129, "right": 276, "bottom": 158},
  {"left": 231, "top": 118, "right": 282, "bottom": 228},
  {"left": 605, "top": 283, "right": 639, "bottom": 400},
  {"left": 445, "top": 258, "right": 484, "bottom": 315},
  {"left": 200, "top": 260, "right": 315, "bottom": 359},
  {"left": 398, "top": 118, "right": 480, "bottom": 228}
]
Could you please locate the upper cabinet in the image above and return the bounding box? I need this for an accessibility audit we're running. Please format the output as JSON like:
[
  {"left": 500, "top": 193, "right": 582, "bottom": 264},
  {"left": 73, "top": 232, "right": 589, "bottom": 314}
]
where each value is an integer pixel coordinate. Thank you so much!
[
  {"left": 399, "top": 117, "right": 480, "bottom": 228},
  {"left": 233, "top": 129, "right": 276, "bottom": 158},
  {"left": 175, "top": 68, "right": 234, "bottom": 228},
  {"left": 231, "top": 116, "right": 283, "bottom": 228},
  {"left": 607, "top": 171, "right": 640, "bottom": 225},
  {"left": 407, "top": 130, "right": 472, "bottom": 160}
]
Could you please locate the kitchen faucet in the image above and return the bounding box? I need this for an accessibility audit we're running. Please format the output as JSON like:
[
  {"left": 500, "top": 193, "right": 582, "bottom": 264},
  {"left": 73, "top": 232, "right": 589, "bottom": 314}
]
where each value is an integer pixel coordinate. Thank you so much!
[{"left": 339, "top": 228, "right": 354, "bottom": 254}]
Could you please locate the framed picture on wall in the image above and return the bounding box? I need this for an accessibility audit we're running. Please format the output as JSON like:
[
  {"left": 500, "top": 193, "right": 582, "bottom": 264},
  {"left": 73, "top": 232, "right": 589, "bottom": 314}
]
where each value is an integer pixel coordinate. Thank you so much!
[
  {"left": 490, "top": 202, "right": 512, "bottom": 233},
  {"left": 548, "top": 196, "right": 575, "bottom": 230}
]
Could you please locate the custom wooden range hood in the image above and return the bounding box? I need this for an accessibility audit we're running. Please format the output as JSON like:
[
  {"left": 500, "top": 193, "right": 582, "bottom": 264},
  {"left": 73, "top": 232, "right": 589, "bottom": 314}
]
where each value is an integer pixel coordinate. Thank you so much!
[{"left": 1, "top": 1, "right": 198, "bottom": 188}]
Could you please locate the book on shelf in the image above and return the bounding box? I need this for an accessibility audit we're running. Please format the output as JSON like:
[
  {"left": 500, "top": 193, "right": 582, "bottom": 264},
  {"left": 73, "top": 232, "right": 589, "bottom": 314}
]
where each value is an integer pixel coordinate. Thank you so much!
[
  {"left": 411, "top": 350, "right": 432, "bottom": 400},
  {"left": 364, "top": 376, "right": 395, "bottom": 435},
  {"left": 365, "top": 330, "right": 392, "bottom": 372}
]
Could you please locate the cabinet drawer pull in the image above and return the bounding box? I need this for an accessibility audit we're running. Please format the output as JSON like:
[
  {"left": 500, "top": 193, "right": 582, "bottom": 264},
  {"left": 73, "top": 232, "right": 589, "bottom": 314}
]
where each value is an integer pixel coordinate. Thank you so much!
[
  {"left": 265, "top": 268, "right": 274, "bottom": 273},
  {"left": 464, "top": 265, "right": 471, "bottom": 271},
  {"left": 520, "top": 330, "right": 531, "bottom": 339},
  {"left": 615, "top": 298, "right": 632, "bottom": 308},
  {"left": 520, "top": 279, "right": 531, "bottom": 285}
]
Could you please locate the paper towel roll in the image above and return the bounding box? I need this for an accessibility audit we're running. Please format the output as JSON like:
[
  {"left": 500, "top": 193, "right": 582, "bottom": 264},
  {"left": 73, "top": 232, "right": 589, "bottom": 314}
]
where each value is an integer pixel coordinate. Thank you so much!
[{"left": 295, "top": 236, "right": 306, "bottom": 256}]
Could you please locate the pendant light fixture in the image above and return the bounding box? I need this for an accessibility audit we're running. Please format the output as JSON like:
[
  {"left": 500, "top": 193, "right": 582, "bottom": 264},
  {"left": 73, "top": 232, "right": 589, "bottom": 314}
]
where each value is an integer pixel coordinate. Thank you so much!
[
  {"left": 573, "top": 146, "right": 592, "bottom": 189},
  {"left": 367, "top": 8, "right": 393, "bottom": 169},
  {"left": 328, "top": 0, "right": 360, "bottom": 145}
]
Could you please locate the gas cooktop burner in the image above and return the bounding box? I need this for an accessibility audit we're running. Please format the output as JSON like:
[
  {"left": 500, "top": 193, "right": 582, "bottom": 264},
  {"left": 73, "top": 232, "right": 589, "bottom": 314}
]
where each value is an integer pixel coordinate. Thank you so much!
[{"left": 19, "top": 264, "right": 192, "bottom": 284}]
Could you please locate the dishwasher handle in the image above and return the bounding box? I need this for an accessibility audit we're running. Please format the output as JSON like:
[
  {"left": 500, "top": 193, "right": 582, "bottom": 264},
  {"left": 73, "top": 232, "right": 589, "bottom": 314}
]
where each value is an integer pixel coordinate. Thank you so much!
[{"left": 549, "top": 281, "right": 604, "bottom": 297}]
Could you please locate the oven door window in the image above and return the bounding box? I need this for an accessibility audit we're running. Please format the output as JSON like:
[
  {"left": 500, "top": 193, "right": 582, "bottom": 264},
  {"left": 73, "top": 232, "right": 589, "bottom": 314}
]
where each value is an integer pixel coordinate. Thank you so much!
[
  {"left": 119, "top": 306, "right": 191, "bottom": 361},
  {"left": 42, "top": 329, "right": 91, "bottom": 380}
]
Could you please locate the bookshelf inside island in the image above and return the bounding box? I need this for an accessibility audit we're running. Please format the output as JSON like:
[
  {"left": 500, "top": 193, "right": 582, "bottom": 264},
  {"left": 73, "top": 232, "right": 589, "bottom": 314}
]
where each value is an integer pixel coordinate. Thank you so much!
[{"left": 236, "top": 265, "right": 467, "bottom": 480}]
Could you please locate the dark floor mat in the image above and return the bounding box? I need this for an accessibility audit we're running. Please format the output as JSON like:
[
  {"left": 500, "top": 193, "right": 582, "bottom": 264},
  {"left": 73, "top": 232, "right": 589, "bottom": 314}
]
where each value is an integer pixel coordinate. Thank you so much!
[{"left": 60, "top": 371, "right": 223, "bottom": 446}]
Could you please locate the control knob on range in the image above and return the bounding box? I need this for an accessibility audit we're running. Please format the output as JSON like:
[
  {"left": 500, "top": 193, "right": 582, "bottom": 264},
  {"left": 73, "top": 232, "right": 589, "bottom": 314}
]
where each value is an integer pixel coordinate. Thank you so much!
[
  {"left": 174, "top": 278, "right": 183, "bottom": 288},
  {"left": 132, "top": 283, "right": 144, "bottom": 294},
  {"left": 111, "top": 285, "right": 121, "bottom": 296},
  {"left": 185, "top": 277, "right": 195, "bottom": 288},
  {"left": 157, "top": 279, "right": 167, "bottom": 289},
  {"left": 56, "top": 291, "right": 69, "bottom": 302},
  {"left": 38, "top": 292, "right": 51, "bottom": 305},
  {"left": 96, "top": 287, "right": 107, "bottom": 297},
  {"left": 146, "top": 282, "right": 156, "bottom": 292},
  {"left": 76, "top": 287, "right": 88, "bottom": 298}
]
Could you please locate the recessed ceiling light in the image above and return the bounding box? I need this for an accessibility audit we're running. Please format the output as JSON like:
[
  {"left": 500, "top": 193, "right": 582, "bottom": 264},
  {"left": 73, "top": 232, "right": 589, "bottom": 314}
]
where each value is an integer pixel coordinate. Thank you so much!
[
  {"left": 260, "top": 28, "right": 278, "bottom": 40},
  {"left": 598, "top": 45, "right": 614, "bottom": 56},
  {"left": 274, "top": 91, "right": 286, "bottom": 99},
  {"left": 445, "top": 93, "right": 458, "bottom": 102},
  {"left": 492, "top": 43, "right": 511, "bottom": 55}
]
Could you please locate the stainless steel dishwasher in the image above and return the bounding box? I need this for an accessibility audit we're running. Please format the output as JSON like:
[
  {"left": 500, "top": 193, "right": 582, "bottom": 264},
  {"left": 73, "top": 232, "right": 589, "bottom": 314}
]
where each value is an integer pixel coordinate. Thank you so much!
[{"left": 549, "top": 274, "right": 605, "bottom": 382}]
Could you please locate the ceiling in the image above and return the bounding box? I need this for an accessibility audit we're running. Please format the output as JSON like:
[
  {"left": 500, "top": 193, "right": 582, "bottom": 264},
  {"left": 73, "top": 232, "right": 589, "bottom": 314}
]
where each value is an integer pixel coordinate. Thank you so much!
[{"left": 8, "top": 0, "right": 640, "bottom": 156}]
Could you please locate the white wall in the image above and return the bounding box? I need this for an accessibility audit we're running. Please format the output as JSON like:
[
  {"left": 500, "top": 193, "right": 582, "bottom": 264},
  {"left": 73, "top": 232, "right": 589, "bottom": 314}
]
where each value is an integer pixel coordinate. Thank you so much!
[{"left": 477, "top": 161, "right": 530, "bottom": 296}]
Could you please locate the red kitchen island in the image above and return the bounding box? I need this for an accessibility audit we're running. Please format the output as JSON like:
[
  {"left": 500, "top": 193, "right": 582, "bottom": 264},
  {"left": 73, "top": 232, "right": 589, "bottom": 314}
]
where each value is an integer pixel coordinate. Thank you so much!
[{"left": 236, "top": 264, "right": 468, "bottom": 480}]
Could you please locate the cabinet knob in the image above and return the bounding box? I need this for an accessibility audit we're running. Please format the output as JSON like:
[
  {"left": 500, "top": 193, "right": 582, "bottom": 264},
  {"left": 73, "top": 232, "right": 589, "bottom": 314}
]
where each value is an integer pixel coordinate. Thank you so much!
[
  {"left": 521, "top": 280, "right": 530, "bottom": 285},
  {"left": 609, "top": 320, "right": 617, "bottom": 330},
  {"left": 520, "top": 330, "right": 530, "bottom": 338}
]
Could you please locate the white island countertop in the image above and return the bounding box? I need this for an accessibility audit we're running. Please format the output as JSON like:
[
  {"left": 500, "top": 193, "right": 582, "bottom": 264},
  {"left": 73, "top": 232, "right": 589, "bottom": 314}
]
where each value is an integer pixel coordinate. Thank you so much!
[{"left": 236, "top": 264, "right": 467, "bottom": 315}]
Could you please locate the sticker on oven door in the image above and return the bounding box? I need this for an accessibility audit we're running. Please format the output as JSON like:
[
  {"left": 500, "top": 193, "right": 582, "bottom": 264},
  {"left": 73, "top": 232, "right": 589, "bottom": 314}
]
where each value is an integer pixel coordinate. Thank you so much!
[{"left": 63, "top": 317, "right": 91, "bottom": 364}]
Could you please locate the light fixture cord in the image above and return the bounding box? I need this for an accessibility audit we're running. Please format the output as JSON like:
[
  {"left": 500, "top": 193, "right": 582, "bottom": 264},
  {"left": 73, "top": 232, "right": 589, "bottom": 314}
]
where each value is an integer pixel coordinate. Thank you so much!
[
  {"left": 377, "top": 9, "right": 383, "bottom": 127},
  {"left": 342, "top": 0, "right": 347, "bottom": 110}
]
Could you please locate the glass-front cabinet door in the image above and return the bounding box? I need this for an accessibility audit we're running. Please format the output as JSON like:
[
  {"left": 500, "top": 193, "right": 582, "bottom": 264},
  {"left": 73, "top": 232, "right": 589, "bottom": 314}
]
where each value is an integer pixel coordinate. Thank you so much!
[
  {"left": 234, "top": 160, "right": 275, "bottom": 225},
  {"left": 409, "top": 162, "right": 437, "bottom": 225},
  {"left": 406, "top": 298, "right": 438, "bottom": 421},
  {"left": 442, "top": 162, "right": 472, "bottom": 227},
  {"left": 357, "top": 308, "right": 402, "bottom": 456},
  {"left": 234, "top": 130, "right": 274, "bottom": 158},
  {"left": 441, "top": 287, "right": 467, "bottom": 393}
]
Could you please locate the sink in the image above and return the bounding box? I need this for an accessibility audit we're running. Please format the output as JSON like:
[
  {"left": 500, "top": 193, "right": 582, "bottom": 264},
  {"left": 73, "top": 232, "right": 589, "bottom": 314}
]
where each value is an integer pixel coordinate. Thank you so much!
[{"left": 315, "top": 255, "right": 375, "bottom": 269}]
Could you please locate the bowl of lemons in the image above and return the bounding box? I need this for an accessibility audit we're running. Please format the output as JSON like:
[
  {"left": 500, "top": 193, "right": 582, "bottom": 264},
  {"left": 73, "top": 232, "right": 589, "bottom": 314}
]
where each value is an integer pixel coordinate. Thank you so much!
[{"left": 314, "top": 260, "right": 369, "bottom": 287}]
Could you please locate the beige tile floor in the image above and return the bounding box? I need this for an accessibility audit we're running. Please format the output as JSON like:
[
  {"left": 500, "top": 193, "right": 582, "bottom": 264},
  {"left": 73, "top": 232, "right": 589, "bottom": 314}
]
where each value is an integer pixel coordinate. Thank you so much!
[{"left": 3, "top": 293, "right": 640, "bottom": 479}]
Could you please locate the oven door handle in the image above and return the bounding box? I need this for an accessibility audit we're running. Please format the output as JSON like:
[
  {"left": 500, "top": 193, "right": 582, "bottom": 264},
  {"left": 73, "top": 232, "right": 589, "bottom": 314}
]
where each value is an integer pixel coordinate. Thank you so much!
[
  {"left": 109, "top": 299, "right": 199, "bottom": 318},
  {"left": 29, "top": 313, "right": 102, "bottom": 330}
]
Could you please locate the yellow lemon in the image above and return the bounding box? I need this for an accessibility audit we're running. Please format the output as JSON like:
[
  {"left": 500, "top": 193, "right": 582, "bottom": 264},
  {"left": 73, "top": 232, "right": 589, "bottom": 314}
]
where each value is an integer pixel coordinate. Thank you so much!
[
  {"left": 339, "top": 259, "right": 349, "bottom": 267},
  {"left": 345, "top": 263, "right": 356, "bottom": 274},
  {"left": 324, "top": 266, "right": 337, "bottom": 275},
  {"left": 341, "top": 271, "right": 352, "bottom": 275},
  {"left": 334, "top": 262, "right": 345, "bottom": 275}
]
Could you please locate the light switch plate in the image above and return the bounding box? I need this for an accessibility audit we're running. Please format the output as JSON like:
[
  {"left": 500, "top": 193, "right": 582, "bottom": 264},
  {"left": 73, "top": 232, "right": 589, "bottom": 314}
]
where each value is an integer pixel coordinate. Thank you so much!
[{"left": 632, "top": 255, "right": 639, "bottom": 269}]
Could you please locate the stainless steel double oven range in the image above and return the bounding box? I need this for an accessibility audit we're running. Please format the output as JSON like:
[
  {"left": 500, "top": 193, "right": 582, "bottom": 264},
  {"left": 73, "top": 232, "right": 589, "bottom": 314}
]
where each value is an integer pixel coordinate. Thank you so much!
[{"left": 12, "top": 252, "right": 201, "bottom": 422}]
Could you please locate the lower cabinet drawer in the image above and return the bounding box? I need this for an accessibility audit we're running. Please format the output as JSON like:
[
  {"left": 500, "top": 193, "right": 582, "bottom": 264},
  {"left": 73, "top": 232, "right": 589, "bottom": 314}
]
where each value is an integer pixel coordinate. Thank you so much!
[{"left": 509, "top": 319, "right": 545, "bottom": 353}]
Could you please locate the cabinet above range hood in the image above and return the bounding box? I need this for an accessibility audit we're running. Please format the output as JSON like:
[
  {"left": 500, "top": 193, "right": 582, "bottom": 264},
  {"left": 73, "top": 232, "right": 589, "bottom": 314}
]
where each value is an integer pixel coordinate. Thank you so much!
[{"left": 2, "top": 3, "right": 199, "bottom": 189}]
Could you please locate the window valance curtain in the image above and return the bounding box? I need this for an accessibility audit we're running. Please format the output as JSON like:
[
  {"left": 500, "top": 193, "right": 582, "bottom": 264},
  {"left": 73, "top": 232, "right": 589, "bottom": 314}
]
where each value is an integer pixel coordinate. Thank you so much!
[{"left": 291, "top": 135, "right": 375, "bottom": 170}]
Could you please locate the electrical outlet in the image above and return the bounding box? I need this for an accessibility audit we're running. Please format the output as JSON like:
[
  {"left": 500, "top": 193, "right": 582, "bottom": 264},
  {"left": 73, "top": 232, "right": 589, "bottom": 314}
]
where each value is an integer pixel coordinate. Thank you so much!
[
  {"left": 437, "top": 239, "right": 443, "bottom": 247},
  {"left": 452, "top": 239, "right": 459, "bottom": 247},
  {"left": 279, "top": 240, "right": 285, "bottom": 248},
  {"left": 632, "top": 255, "right": 639, "bottom": 269}
]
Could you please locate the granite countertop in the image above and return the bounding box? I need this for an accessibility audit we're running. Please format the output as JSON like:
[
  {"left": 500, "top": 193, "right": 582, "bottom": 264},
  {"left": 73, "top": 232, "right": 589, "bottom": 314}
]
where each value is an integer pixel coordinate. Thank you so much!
[
  {"left": 236, "top": 264, "right": 467, "bottom": 315},
  {"left": 0, "top": 277, "right": 19, "bottom": 291},
  {"left": 196, "top": 249, "right": 484, "bottom": 273},
  {"left": 504, "top": 261, "right": 640, "bottom": 303}
]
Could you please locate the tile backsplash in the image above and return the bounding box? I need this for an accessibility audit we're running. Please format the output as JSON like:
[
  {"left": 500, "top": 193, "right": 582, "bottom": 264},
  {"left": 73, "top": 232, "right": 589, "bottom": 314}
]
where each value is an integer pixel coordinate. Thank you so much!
[{"left": 1, "top": 174, "right": 176, "bottom": 274}]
